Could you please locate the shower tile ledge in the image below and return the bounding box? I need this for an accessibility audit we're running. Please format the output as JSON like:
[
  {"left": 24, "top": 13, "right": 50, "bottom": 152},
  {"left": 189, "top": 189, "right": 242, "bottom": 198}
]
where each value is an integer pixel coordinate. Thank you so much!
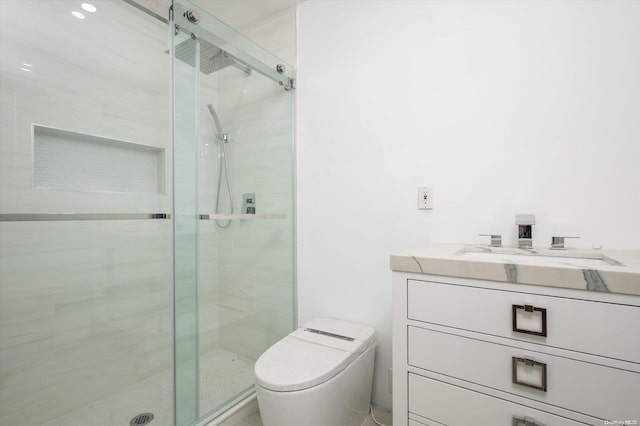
[{"left": 390, "top": 243, "right": 640, "bottom": 296}]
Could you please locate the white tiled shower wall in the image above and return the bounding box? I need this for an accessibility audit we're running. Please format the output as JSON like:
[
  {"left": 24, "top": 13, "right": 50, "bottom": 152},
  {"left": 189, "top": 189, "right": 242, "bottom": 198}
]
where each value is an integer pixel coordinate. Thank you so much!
[
  {"left": 213, "top": 7, "right": 296, "bottom": 361},
  {"left": 0, "top": 1, "right": 173, "bottom": 424},
  {"left": 0, "top": 0, "right": 223, "bottom": 423},
  {"left": 1, "top": 0, "right": 296, "bottom": 422}
]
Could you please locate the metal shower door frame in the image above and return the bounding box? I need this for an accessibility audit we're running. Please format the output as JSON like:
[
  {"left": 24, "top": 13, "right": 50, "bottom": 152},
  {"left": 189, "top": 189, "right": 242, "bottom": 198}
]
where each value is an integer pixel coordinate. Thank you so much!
[{"left": 171, "top": 2, "right": 294, "bottom": 90}]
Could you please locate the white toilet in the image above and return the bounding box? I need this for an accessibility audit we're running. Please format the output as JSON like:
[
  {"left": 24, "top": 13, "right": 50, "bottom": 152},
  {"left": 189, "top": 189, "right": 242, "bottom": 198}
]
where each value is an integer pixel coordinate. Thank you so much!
[{"left": 254, "top": 318, "right": 376, "bottom": 426}]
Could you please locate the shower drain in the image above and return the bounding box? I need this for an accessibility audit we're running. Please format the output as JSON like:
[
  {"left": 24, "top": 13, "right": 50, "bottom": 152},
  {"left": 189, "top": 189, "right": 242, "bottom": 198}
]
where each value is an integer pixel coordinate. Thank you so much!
[{"left": 130, "top": 413, "right": 154, "bottom": 425}]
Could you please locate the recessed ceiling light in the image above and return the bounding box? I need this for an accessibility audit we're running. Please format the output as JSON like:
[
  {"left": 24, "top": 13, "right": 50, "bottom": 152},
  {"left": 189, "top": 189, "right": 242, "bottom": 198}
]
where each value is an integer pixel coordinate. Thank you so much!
[
  {"left": 81, "top": 3, "right": 97, "bottom": 13},
  {"left": 71, "top": 11, "right": 86, "bottom": 19}
]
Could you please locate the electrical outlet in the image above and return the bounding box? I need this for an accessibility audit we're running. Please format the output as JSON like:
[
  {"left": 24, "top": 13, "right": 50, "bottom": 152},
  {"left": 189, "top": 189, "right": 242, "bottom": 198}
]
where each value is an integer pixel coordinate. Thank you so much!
[{"left": 418, "top": 186, "right": 433, "bottom": 210}]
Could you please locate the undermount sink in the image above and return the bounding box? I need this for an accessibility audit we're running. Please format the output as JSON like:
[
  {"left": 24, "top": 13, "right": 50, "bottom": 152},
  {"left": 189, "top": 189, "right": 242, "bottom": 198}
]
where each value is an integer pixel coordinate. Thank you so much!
[{"left": 461, "top": 251, "right": 620, "bottom": 268}]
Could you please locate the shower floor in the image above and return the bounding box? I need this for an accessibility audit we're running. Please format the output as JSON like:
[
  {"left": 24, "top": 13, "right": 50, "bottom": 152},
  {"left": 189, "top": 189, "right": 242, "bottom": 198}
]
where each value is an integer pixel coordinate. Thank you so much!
[{"left": 42, "top": 348, "right": 255, "bottom": 426}]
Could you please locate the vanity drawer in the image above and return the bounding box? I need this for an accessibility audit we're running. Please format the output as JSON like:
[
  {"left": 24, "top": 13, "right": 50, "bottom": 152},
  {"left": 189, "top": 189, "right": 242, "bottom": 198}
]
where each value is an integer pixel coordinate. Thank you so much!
[
  {"left": 408, "top": 373, "right": 590, "bottom": 425},
  {"left": 408, "top": 326, "right": 640, "bottom": 421},
  {"left": 407, "top": 279, "right": 640, "bottom": 363}
]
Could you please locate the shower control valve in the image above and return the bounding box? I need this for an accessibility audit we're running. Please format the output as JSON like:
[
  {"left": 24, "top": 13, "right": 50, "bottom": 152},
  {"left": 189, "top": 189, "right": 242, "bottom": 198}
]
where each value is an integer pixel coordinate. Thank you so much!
[{"left": 242, "top": 193, "right": 256, "bottom": 215}]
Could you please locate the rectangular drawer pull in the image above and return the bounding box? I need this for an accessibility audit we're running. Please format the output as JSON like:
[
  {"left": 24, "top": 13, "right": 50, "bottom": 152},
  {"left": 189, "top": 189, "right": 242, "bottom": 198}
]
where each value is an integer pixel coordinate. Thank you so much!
[
  {"left": 512, "top": 304, "right": 547, "bottom": 337},
  {"left": 512, "top": 416, "right": 546, "bottom": 426},
  {"left": 512, "top": 357, "right": 547, "bottom": 392}
]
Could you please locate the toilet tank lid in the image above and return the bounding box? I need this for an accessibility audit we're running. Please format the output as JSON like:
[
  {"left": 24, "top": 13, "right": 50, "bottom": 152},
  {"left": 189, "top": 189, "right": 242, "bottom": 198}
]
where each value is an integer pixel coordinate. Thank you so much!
[{"left": 254, "top": 318, "right": 376, "bottom": 392}]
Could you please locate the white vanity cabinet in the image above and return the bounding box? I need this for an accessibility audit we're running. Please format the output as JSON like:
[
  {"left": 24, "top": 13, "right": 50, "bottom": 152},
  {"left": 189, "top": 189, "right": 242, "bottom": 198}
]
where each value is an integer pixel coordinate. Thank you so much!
[{"left": 392, "top": 273, "right": 640, "bottom": 426}]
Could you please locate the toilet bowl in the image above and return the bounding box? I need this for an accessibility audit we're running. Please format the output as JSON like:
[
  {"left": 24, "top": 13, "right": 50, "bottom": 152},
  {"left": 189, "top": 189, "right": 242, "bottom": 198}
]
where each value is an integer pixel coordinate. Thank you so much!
[{"left": 254, "top": 318, "right": 376, "bottom": 426}]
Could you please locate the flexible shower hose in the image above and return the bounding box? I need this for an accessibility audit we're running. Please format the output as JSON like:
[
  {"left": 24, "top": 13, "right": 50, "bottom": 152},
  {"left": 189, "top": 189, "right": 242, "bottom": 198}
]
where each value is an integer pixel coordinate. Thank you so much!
[{"left": 215, "top": 134, "right": 233, "bottom": 229}]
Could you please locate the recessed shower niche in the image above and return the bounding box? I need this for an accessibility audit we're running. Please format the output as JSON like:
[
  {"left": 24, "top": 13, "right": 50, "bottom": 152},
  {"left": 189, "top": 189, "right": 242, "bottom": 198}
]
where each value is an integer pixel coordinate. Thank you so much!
[{"left": 32, "top": 124, "right": 166, "bottom": 193}]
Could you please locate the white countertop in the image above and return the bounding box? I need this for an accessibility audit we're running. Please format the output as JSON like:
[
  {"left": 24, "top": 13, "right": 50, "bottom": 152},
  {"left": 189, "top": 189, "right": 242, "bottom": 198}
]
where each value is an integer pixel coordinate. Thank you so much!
[{"left": 390, "top": 243, "right": 640, "bottom": 296}]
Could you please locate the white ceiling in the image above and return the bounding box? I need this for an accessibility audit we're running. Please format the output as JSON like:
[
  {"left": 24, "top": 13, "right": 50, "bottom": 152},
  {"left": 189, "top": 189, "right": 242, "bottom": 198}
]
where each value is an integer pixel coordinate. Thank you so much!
[{"left": 192, "top": 0, "right": 304, "bottom": 31}]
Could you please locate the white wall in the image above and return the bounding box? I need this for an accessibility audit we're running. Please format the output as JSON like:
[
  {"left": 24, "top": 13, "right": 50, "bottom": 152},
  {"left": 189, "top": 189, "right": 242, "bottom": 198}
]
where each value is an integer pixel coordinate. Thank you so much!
[
  {"left": 297, "top": 0, "right": 640, "bottom": 408},
  {"left": 237, "top": 6, "right": 296, "bottom": 67}
]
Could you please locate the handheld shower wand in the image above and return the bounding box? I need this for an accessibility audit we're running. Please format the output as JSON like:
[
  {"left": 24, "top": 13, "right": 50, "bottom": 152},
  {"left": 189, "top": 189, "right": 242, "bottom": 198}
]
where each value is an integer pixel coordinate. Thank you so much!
[{"left": 207, "top": 104, "right": 233, "bottom": 228}]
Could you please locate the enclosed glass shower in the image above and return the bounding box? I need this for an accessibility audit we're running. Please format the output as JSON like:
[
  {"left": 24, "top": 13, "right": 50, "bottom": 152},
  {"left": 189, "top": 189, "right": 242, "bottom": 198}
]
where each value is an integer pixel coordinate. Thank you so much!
[{"left": 0, "top": 1, "right": 295, "bottom": 425}]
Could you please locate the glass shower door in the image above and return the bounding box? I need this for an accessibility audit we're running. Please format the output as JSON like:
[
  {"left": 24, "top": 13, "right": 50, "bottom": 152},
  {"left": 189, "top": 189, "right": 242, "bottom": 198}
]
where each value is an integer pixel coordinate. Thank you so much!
[
  {"left": 171, "top": 1, "right": 295, "bottom": 423},
  {"left": 172, "top": 9, "right": 200, "bottom": 425},
  {"left": 0, "top": 0, "right": 294, "bottom": 424},
  {"left": 0, "top": 1, "right": 173, "bottom": 425}
]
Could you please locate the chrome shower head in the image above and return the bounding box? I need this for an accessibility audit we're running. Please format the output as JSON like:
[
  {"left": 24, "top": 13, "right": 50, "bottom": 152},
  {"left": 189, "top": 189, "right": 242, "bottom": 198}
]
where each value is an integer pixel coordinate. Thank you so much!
[{"left": 174, "top": 37, "right": 237, "bottom": 75}]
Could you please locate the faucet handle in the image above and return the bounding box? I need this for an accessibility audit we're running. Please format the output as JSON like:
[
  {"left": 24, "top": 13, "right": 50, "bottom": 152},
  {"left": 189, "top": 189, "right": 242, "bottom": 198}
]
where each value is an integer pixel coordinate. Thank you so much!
[
  {"left": 550, "top": 236, "right": 580, "bottom": 250},
  {"left": 479, "top": 234, "right": 502, "bottom": 247}
]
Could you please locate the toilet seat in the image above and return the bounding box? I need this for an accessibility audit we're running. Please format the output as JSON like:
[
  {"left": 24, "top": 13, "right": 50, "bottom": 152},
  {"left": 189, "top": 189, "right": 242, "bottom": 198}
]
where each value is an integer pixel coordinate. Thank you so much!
[{"left": 254, "top": 318, "right": 376, "bottom": 392}]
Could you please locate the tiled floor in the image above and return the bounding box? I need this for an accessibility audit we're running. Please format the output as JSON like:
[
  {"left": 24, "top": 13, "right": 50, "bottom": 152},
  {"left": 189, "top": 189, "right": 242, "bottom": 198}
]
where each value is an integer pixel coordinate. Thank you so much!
[
  {"left": 364, "top": 404, "right": 393, "bottom": 426},
  {"left": 42, "top": 347, "right": 391, "bottom": 426},
  {"left": 44, "top": 348, "right": 255, "bottom": 426},
  {"left": 198, "top": 350, "right": 255, "bottom": 416},
  {"left": 226, "top": 404, "right": 393, "bottom": 426},
  {"left": 228, "top": 410, "right": 262, "bottom": 426}
]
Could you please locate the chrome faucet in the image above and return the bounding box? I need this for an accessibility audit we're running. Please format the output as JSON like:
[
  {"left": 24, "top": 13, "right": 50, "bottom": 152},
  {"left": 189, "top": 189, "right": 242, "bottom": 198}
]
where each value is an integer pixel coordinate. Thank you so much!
[
  {"left": 515, "top": 214, "right": 535, "bottom": 249},
  {"left": 479, "top": 234, "right": 502, "bottom": 247},
  {"left": 550, "top": 236, "right": 580, "bottom": 250}
]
